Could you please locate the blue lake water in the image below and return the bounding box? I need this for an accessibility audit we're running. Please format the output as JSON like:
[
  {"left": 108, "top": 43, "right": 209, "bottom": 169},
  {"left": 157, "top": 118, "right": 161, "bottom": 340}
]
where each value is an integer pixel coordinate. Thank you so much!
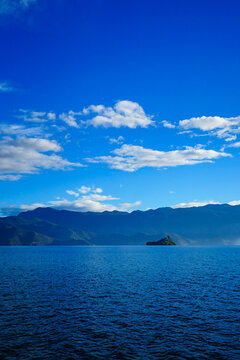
[{"left": 0, "top": 246, "right": 240, "bottom": 359}]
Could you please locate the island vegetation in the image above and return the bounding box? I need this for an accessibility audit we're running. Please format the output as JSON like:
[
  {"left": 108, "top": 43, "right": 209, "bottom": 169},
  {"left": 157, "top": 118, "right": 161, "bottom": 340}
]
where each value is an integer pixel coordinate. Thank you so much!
[{"left": 146, "top": 235, "right": 177, "bottom": 246}]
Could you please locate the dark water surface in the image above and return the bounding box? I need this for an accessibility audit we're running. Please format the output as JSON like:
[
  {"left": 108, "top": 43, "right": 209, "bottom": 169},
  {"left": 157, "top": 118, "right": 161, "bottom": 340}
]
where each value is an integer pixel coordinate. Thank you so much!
[{"left": 0, "top": 246, "right": 240, "bottom": 360}]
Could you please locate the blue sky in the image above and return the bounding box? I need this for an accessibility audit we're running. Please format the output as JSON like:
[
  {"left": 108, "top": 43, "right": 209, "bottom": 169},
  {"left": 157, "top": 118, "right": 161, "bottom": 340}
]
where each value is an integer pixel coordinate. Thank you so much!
[{"left": 1, "top": 0, "right": 240, "bottom": 215}]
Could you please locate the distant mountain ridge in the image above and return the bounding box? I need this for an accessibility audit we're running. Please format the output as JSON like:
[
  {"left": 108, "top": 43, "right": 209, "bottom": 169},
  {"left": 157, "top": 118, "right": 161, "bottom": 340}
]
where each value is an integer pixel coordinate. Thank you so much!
[{"left": 1, "top": 204, "right": 240, "bottom": 245}]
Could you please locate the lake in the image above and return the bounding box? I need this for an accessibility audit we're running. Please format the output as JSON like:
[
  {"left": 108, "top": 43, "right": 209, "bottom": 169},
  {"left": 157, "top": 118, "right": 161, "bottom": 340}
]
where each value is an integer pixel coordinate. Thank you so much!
[{"left": 0, "top": 246, "right": 240, "bottom": 359}]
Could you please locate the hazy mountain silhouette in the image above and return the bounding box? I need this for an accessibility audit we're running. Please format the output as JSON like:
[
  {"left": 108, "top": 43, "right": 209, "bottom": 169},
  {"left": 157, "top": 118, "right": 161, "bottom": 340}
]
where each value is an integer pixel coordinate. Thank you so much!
[{"left": 1, "top": 204, "right": 240, "bottom": 245}]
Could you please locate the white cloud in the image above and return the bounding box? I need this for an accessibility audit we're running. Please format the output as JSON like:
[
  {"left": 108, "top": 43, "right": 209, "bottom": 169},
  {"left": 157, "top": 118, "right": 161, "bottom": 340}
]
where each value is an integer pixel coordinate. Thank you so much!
[
  {"left": 83, "top": 105, "right": 105, "bottom": 114},
  {"left": 77, "top": 185, "right": 103, "bottom": 194},
  {"left": 59, "top": 101, "right": 153, "bottom": 129},
  {"left": 178, "top": 115, "right": 240, "bottom": 141},
  {"left": 59, "top": 111, "right": 80, "bottom": 128},
  {"left": 15, "top": 188, "right": 141, "bottom": 214},
  {"left": 228, "top": 200, "right": 240, "bottom": 206},
  {"left": 59, "top": 186, "right": 120, "bottom": 211},
  {"left": 81, "top": 193, "right": 118, "bottom": 201},
  {"left": 87, "top": 144, "right": 231, "bottom": 172},
  {"left": 0, "top": 174, "right": 22, "bottom": 181},
  {"left": 52, "top": 198, "right": 117, "bottom": 212},
  {"left": 162, "top": 120, "right": 176, "bottom": 129},
  {"left": 48, "top": 197, "right": 140, "bottom": 212},
  {"left": 224, "top": 141, "right": 240, "bottom": 149},
  {"left": 83, "top": 100, "right": 154, "bottom": 128},
  {"left": 21, "top": 101, "right": 152, "bottom": 130},
  {"left": 0, "top": 203, "right": 47, "bottom": 217},
  {"left": 172, "top": 199, "right": 240, "bottom": 208},
  {"left": 93, "top": 187, "right": 103, "bottom": 193},
  {"left": 120, "top": 201, "right": 141, "bottom": 211},
  {"left": 19, "top": 202, "right": 46, "bottom": 211},
  {"left": 0, "top": 137, "right": 82, "bottom": 180},
  {"left": 16, "top": 198, "right": 240, "bottom": 213},
  {"left": 172, "top": 200, "right": 221, "bottom": 209},
  {"left": 47, "top": 112, "right": 56, "bottom": 120},
  {"left": 0, "top": 0, "right": 36, "bottom": 14},
  {"left": 109, "top": 136, "right": 124, "bottom": 145},
  {"left": 19, "top": 109, "right": 56, "bottom": 123},
  {"left": 179, "top": 116, "right": 233, "bottom": 131},
  {"left": 78, "top": 185, "right": 92, "bottom": 194},
  {"left": 0, "top": 82, "right": 14, "bottom": 92},
  {"left": 0, "top": 124, "right": 43, "bottom": 136},
  {"left": 66, "top": 190, "right": 79, "bottom": 197}
]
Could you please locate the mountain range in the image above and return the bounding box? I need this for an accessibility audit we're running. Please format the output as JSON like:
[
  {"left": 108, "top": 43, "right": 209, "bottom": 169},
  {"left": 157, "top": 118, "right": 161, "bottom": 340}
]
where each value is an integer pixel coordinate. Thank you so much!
[{"left": 1, "top": 204, "right": 240, "bottom": 246}]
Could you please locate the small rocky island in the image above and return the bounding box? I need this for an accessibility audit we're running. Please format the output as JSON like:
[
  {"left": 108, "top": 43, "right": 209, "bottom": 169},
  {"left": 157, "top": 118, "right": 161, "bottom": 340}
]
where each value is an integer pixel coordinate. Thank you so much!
[{"left": 146, "top": 235, "right": 177, "bottom": 246}]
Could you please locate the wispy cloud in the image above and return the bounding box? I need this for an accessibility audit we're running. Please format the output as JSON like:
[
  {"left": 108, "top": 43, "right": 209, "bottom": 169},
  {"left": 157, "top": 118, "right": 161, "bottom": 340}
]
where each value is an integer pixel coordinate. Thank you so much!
[
  {"left": 222, "top": 141, "right": 240, "bottom": 151},
  {"left": 0, "top": 81, "right": 14, "bottom": 92},
  {"left": 87, "top": 144, "right": 230, "bottom": 172},
  {"left": 59, "top": 111, "right": 80, "bottom": 128},
  {"left": 66, "top": 190, "right": 79, "bottom": 197},
  {"left": 0, "top": 124, "right": 43, "bottom": 136},
  {"left": 0, "top": 0, "right": 37, "bottom": 14},
  {"left": 109, "top": 136, "right": 124, "bottom": 145},
  {"left": 18, "top": 109, "right": 56, "bottom": 123},
  {"left": 0, "top": 174, "right": 22, "bottom": 181}
]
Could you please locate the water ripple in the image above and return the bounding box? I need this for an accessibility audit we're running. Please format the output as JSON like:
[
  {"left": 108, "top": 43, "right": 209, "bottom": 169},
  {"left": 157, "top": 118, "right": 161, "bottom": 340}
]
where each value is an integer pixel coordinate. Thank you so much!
[{"left": 0, "top": 246, "right": 240, "bottom": 359}]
